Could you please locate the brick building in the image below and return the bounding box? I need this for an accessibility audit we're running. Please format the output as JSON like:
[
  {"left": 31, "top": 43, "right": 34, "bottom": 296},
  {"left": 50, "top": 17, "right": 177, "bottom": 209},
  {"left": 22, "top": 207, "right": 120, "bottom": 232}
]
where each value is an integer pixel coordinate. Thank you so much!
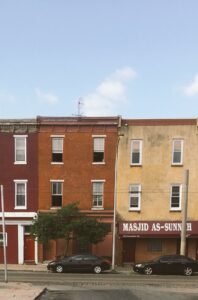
[
  {"left": 0, "top": 119, "right": 38, "bottom": 264},
  {"left": 37, "top": 116, "right": 120, "bottom": 261},
  {"left": 116, "top": 119, "right": 198, "bottom": 265}
]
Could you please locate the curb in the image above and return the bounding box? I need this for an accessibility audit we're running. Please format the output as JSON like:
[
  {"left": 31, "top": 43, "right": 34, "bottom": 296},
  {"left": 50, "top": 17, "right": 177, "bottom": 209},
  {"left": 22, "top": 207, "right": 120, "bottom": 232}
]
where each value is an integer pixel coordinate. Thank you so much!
[{"left": 34, "top": 288, "right": 48, "bottom": 300}]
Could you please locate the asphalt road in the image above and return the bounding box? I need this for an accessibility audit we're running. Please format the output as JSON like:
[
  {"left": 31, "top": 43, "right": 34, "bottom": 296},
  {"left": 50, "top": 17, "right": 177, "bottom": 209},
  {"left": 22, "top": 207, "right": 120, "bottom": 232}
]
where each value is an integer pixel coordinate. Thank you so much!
[{"left": 1, "top": 271, "right": 198, "bottom": 300}]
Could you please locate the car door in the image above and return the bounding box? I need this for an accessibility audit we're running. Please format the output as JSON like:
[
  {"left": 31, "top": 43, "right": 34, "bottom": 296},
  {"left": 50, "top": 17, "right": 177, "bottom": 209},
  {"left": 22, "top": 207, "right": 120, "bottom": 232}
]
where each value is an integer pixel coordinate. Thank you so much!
[
  {"left": 158, "top": 256, "right": 174, "bottom": 274},
  {"left": 65, "top": 255, "right": 84, "bottom": 272}
]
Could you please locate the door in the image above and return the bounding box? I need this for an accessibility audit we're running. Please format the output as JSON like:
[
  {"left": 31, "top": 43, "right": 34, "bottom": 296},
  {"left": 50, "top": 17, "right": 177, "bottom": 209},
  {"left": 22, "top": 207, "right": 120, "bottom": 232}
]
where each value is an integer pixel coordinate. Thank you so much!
[
  {"left": 24, "top": 235, "right": 35, "bottom": 263},
  {"left": 122, "top": 238, "right": 136, "bottom": 263}
]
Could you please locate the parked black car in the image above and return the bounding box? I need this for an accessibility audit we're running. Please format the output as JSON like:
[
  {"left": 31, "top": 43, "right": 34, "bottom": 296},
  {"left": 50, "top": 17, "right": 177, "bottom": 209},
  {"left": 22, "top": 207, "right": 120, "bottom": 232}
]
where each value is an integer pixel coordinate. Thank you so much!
[
  {"left": 133, "top": 255, "right": 198, "bottom": 276},
  {"left": 47, "top": 254, "right": 111, "bottom": 274}
]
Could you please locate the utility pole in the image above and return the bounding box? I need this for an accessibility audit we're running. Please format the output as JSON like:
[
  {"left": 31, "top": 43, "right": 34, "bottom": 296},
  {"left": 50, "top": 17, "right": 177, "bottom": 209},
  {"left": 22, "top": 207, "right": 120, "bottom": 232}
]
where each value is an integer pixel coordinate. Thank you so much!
[
  {"left": 180, "top": 170, "right": 189, "bottom": 256},
  {"left": 0, "top": 185, "right": 8, "bottom": 282},
  {"left": 111, "top": 130, "right": 124, "bottom": 271}
]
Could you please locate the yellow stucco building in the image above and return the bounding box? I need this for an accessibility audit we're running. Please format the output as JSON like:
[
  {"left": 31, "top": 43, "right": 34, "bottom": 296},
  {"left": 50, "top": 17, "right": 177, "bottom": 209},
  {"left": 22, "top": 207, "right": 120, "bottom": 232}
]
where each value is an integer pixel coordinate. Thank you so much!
[{"left": 116, "top": 119, "right": 198, "bottom": 264}]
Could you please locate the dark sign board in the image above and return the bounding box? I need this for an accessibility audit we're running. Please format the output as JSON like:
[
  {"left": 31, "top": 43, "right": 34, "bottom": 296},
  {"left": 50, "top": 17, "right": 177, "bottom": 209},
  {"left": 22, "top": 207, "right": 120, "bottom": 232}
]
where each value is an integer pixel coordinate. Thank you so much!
[{"left": 119, "top": 221, "right": 198, "bottom": 236}]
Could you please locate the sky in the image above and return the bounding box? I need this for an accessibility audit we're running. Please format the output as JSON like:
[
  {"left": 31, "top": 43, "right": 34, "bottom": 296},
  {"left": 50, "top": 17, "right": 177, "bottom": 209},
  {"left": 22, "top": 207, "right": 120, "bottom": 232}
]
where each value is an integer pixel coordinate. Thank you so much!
[{"left": 1, "top": 0, "right": 198, "bottom": 119}]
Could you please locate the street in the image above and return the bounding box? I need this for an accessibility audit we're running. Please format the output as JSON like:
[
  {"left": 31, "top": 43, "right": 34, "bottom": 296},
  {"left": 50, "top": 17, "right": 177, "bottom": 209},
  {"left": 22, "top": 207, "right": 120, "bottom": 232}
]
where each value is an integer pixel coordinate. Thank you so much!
[{"left": 0, "top": 271, "right": 198, "bottom": 299}]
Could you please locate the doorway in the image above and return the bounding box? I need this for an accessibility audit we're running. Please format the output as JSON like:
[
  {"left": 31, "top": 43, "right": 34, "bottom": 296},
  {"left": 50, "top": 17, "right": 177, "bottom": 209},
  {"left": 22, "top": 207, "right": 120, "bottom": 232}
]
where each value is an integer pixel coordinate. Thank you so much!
[
  {"left": 24, "top": 235, "right": 35, "bottom": 263},
  {"left": 122, "top": 238, "right": 136, "bottom": 263}
]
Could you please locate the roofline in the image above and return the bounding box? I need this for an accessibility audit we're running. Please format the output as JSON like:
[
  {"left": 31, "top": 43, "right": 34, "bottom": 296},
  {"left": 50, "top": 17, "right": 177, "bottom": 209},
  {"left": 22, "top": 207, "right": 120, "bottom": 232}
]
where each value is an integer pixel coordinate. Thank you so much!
[
  {"left": 122, "top": 118, "right": 197, "bottom": 126},
  {"left": 37, "top": 115, "right": 121, "bottom": 126},
  {"left": 0, "top": 119, "right": 37, "bottom": 125}
]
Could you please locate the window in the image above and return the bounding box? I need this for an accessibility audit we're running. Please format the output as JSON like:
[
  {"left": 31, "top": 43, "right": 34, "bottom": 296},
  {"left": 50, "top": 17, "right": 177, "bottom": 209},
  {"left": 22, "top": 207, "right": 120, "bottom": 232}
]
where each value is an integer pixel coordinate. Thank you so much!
[
  {"left": 131, "top": 140, "right": 142, "bottom": 165},
  {"left": 170, "top": 184, "right": 182, "bottom": 210},
  {"left": 148, "top": 239, "right": 162, "bottom": 252},
  {"left": 129, "top": 184, "right": 141, "bottom": 211},
  {"left": 14, "top": 135, "right": 27, "bottom": 164},
  {"left": 93, "top": 137, "right": 105, "bottom": 163},
  {"left": 92, "top": 181, "right": 104, "bottom": 208},
  {"left": 51, "top": 137, "right": 64, "bottom": 163},
  {"left": 172, "top": 139, "right": 183, "bottom": 165},
  {"left": 0, "top": 233, "right": 7, "bottom": 247},
  {"left": 51, "top": 181, "right": 63, "bottom": 207},
  {"left": 14, "top": 180, "right": 27, "bottom": 209}
]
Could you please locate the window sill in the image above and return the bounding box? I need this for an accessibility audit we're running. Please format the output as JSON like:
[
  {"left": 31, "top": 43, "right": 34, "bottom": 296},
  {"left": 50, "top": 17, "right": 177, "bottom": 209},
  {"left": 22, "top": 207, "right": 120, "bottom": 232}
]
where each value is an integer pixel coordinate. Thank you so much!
[
  {"left": 14, "top": 207, "right": 27, "bottom": 210},
  {"left": 92, "top": 162, "right": 106, "bottom": 165},
  {"left": 129, "top": 209, "right": 141, "bottom": 212},
  {"left": 130, "top": 164, "right": 142, "bottom": 167},
  {"left": 14, "top": 162, "right": 27, "bottom": 165},
  {"left": 170, "top": 209, "right": 181, "bottom": 212},
  {"left": 171, "top": 164, "right": 183, "bottom": 167},
  {"left": 51, "top": 162, "right": 64, "bottom": 165},
  {"left": 91, "top": 207, "right": 104, "bottom": 210},
  {"left": 50, "top": 207, "right": 62, "bottom": 210}
]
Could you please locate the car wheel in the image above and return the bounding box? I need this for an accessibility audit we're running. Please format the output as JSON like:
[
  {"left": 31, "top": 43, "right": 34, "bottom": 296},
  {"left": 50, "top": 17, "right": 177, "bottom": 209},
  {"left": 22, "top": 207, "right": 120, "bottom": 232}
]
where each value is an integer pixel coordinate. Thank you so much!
[
  {"left": 55, "top": 265, "right": 64, "bottom": 273},
  {"left": 93, "top": 265, "right": 102, "bottom": 274},
  {"left": 184, "top": 266, "right": 193, "bottom": 276},
  {"left": 143, "top": 266, "right": 153, "bottom": 275}
]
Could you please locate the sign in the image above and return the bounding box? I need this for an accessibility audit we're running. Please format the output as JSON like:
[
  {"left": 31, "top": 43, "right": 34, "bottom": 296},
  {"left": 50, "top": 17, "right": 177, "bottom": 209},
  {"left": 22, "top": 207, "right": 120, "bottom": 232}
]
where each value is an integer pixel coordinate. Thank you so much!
[{"left": 119, "top": 221, "right": 198, "bottom": 236}]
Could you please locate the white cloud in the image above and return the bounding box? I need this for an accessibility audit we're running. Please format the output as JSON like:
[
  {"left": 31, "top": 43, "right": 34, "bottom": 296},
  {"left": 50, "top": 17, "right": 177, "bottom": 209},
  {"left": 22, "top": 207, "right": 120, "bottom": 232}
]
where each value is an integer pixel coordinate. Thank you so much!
[
  {"left": 83, "top": 67, "right": 137, "bottom": 116},
  {"left": 182, "top": 74, "right": 198, "bottom": 97},
  {"left": 36, "top": 88, "right": 59, "bottom": 105}
]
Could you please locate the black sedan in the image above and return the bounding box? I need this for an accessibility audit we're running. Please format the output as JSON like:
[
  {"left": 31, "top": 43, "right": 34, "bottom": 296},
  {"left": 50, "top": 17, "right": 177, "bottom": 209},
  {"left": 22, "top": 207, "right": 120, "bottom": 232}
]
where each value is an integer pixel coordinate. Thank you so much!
[
  {"left": 133, "top": 255, "right": 198, "bottom": 276},
  {"left": 47, "top": 254, "right": 111, "bottom": 274}
]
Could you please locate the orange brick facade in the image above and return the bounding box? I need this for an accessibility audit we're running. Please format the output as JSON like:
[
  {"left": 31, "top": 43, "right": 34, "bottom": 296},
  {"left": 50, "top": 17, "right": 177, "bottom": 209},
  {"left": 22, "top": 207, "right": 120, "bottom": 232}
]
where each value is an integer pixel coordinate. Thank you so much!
[{"left": 37, "top": 116, "right": 119, "bottom": 261}]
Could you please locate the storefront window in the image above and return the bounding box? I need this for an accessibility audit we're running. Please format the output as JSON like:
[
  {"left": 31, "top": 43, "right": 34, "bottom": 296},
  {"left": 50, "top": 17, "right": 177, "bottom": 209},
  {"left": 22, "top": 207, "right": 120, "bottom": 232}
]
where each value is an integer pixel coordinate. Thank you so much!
[{"left": 148, "top": 239, "right": 162, "bottom": 252}]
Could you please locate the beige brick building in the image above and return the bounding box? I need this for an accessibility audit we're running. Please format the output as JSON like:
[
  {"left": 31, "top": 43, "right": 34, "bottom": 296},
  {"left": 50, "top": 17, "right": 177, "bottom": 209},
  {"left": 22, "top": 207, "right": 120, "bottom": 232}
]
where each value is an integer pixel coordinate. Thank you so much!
[{"left": 116, "top": 119, "right": 198, "bottom": 265}]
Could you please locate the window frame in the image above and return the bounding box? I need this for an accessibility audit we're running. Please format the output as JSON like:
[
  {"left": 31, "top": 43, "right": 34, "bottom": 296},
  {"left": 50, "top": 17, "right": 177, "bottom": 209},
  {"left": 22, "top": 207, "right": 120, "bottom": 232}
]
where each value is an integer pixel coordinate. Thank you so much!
[
  {"left": 170, "top": 184, "right": 182, "bottom": 211},
  {"left": 51, "top": 135, "right": 65, "bottom": 164},
  {"left": 131, "top": 139, "right": 142, "bottom": 166},
  {"left": 92, "top": 135, "right": 106, "bottom": 164},
  {"left": 172, "top": 139, "right": 183, "bottom": 165},
  {"left": 14, "top": 179, "right": 28, "bottom": 209},
  {"left": 129, "top": 184, "right": 141, "bottom": 211},
  {"left": 50, "top": 180, "right": 64, "bottom": 208},
  {"left": 14, "top": 135, "right": 27, "bottom": 164},
  {"left": 91, "top": 180, "right": 105, "bottom": 210}
]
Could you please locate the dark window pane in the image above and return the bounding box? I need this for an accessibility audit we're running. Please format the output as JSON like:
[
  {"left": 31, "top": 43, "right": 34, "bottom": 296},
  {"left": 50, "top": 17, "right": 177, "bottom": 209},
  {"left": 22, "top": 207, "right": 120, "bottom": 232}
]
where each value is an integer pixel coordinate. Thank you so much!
[
  {"left": 52, "top": 153, "right": 63, "bottom": 162},
  {"left": 52, "top": 195, "right": 62, "bottom": 207},
  {"left": 132, "top": 153, "right": 140, "bottom": 164},
  {"left": 93, "top": 152, "right": 104, "bottom": 162},
  {"left": 17, "top": 195, "right": 25, "bottom": 206},
  {"left": 173, "top": 152, "right": 181, "bottom": 163},
  {"left": 130, "top": 196, "right": 139, "bottom": 207}
]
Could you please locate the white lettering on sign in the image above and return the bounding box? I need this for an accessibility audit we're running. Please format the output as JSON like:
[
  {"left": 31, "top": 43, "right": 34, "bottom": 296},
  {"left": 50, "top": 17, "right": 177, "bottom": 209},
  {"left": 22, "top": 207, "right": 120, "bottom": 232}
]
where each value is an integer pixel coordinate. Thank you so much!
[
  {"left": 122, "top": 222, "right": 149, "bottom": 232},
  {"left": 122, "top": 222, "right": 192, "bottom": 232}
]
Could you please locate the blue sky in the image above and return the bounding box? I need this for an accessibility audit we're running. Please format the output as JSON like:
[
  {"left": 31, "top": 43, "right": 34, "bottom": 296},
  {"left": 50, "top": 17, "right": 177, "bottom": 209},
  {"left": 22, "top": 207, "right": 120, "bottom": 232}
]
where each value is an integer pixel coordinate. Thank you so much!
[{"left": 1, "top": 0, "right": 198, "bottom": 119}]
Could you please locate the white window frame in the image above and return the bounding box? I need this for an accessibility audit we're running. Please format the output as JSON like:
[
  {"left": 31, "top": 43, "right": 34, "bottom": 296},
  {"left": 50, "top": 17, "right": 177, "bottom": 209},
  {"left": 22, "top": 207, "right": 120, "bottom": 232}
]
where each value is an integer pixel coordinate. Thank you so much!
[
  {"left": 0, "top": 232, "right": 8, "bottom": 247},
  {"left": 14, "top": 180, "right": 28, "bottom": 210},
  {"left": 172, "top": 139, "right": 183, "bottom": 165},
  {"left": 51, "top": 135, "right": 65, "bottom": 164},
  {"left": 170, "top": 184, "right": 182, "bottom": 211},
  {"left": 91, "top": 180, "right": 105, "bottom": 210},
  {"left": 92, "top": 135, "right": 106, "bottom": 164},
  {"left": 131, "top": 140, "right": 142, "bottom": 166},
  {"left": 50, "top": 180, "right": 64, "bottom": 208},
  {"left": 14, "top": 135, "right": 27, "bottom": 164},
  {"left": 129, "top": 184, "right": 141, "bottom": 211}
]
